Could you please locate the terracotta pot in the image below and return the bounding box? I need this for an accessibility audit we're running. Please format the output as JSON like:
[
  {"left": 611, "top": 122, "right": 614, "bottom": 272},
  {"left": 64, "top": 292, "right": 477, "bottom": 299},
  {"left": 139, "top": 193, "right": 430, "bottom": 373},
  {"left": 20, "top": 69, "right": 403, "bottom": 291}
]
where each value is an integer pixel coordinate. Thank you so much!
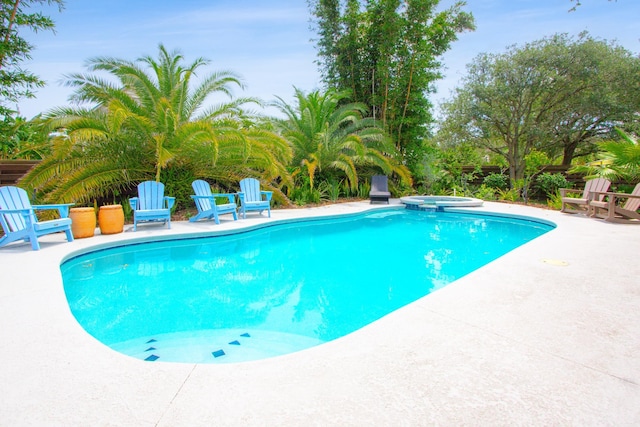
[
  {"left": 69, "top": 207, "right": 96, "bottom": 238},
  {"left": 99, "top": 204, "right": 125, "bottom": 234}
]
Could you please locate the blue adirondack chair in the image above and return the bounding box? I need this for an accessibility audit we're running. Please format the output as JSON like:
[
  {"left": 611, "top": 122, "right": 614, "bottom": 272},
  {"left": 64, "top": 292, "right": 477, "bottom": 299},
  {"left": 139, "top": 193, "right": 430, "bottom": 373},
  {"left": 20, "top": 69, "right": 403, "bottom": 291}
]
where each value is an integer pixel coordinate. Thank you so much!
[
  {"left": 190, "top": 180, "right": 238, "bottom": 224},
  {"left": 0, "top": 186, "right": 74, "bottom": 250},
  {"left": 129, "top": 181, "right": 175, "bottom": 231},
  {"left": 237, "top": 178, "right": 272, "bottom": 219}
]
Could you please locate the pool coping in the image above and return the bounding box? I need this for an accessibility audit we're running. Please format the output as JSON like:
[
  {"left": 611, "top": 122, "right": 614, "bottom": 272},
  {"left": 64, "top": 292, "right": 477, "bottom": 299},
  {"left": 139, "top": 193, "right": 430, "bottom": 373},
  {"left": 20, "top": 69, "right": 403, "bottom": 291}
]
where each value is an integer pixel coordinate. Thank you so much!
[{"left": 1, "top": 200, "right": 639, "bottom": 425}]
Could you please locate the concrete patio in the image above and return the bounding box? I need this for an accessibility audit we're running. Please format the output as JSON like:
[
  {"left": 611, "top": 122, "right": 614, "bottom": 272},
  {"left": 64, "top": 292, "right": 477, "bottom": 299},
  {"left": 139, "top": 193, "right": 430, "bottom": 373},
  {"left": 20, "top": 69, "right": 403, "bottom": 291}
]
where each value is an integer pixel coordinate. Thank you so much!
[{"left": 0, "top": 201, "right": 638, "bottom": 425}]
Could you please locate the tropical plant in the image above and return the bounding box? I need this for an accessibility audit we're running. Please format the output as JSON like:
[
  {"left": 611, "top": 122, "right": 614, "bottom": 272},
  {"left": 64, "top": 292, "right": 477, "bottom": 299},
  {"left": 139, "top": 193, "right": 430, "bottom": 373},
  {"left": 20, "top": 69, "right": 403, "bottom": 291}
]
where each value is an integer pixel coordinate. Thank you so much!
[
  {"left": 309, "top": 0, "right": 475, "bottom": 176},
  {"left": 0, "top": 114, "right": 51, "bottom": 159},
  {"left": 570, "top": 128, "right": 640, "bottom": 182},
  {"left": 474, "top": 184, "right": 497, "bottom": 201},
  {"left": 272, "top": 87, "right": 411, "bottom": 194},
  {"left": 20, "top": 45, "right": 292, "bottom": 206}
]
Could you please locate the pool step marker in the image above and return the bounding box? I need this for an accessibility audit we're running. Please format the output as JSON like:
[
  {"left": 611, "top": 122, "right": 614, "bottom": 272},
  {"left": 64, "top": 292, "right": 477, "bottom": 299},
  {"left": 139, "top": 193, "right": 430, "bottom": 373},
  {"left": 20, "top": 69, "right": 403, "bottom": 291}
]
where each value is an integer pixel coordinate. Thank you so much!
[
  {"left": 212, "top": 349, "right": 226, "bottom": 358},
  {"left": 210, "top": 333, "right": 251, "bottom": 359}
]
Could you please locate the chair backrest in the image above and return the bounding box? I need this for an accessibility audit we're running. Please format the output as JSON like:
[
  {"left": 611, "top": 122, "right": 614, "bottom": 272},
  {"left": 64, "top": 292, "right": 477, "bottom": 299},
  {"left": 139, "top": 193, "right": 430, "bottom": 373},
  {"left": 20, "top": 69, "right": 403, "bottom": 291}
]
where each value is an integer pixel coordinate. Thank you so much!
[
  {"left": 371, "top": 175, "right": 389, "bottom": 192},
  {"left": 0, "top": 186, "right": 34, "bottom": 233},
  {"left": 583, "top": 178, "right": 611, "bottom": 200},
  {"left": 137, "top": 181, "right": 166, "bottom": 210},
  {"left": 192, "top": 180, "right": 213, "bottom": 212},
  {"left": 623, "top": 182, "right": 640, "bottom": 211},
  {"left": 239, "top": 178, "right": 262, "bottom": 202}
]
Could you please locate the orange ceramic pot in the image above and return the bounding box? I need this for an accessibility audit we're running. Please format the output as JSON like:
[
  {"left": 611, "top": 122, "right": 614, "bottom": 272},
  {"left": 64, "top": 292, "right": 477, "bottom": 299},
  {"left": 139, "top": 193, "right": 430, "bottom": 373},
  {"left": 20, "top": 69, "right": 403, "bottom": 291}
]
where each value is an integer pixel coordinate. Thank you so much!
[
  {"left": 99, "top": 204, "right": 125, "bottom": 234},
  {"left": 69, "top": 207, "right": 96, "bottom": 238}
]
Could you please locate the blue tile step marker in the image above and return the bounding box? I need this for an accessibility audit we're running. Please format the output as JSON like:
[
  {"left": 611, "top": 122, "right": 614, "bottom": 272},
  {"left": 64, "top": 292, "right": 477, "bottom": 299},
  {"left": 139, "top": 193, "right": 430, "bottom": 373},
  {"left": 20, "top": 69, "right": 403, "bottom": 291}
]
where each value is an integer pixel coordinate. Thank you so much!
[{"left": 211, "top": 332, "right": 253, "bottom": 359}]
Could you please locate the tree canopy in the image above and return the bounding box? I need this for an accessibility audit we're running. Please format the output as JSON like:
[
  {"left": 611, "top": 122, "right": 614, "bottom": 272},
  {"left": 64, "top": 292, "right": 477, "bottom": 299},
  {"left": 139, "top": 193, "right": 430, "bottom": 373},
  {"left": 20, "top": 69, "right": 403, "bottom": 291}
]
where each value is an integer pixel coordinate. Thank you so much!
[
  {"left": 21, "top": 45, "right": 292, "bottom": 205},
  {"left": 0, "top": 0, "right": 63, "bottom": 117},
  {"left": 437, "top": 33, "right": 640, "bottom": 183},
  {"left": 272, "top": 87, "right": 411, "bottom": 192},
  {"left": 309, "top": 0, "right": 474, "bottom": 175}
]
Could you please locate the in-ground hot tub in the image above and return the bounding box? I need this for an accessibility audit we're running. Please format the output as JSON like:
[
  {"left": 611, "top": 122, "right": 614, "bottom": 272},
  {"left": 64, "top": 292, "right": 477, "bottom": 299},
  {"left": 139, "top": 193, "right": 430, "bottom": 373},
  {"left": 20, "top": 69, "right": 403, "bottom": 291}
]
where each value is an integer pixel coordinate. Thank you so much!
[{"left": 400, "top": 195, "right": 484, "bottom": 210}]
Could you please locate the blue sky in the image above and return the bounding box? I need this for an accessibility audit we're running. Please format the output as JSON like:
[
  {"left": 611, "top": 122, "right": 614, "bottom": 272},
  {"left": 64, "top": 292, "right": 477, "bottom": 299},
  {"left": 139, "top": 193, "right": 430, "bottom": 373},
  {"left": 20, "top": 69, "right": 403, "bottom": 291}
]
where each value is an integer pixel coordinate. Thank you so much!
[{"left": 18, "top": 0, "right": 640, "bottom": 120}]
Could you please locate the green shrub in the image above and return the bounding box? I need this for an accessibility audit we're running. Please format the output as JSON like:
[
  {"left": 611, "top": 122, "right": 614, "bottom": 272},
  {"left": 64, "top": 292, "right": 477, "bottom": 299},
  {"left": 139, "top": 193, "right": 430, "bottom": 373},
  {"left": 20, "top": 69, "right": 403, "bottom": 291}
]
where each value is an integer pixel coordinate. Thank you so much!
[
  {"left": 497, "top": 187, "right": 520, "bottom": 202},
  {"left": 289, "top": 185, "right": 327, "bottom": 205},
  {"left": 323, "top": 179, "right": 342, "bottom": 201},
  {"left": 474, "top": 184, "right": 496, "bottom": 201},
  {"left": 483, "top": 173, "right": 509, "bottom": 190},
  {"left": 357, "top": 181, "right": 371, "bottom": 199},
  {"left": 547, "top": 190, "right": 563, "bottom": 210},
  {"left": 160, "top": 167, "right": 198, "bottom": 211},
  {"left": 536, "top": 173, "right": 570, "bottom": 198}
]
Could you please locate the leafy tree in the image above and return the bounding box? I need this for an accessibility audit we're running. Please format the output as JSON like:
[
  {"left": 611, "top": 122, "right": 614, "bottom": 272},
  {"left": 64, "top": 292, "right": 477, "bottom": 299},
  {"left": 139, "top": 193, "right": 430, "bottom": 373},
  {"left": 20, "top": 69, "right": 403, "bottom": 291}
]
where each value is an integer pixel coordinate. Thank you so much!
[
  {"left": 20, "top": 45, "right": 292, "bottom": 205},
  {"left": 537, "top": 35, "right": 640, "bottom": 165},
  {"left": 0, "top": 113, "right": 50, "bottom": 158},
  {"left": 309, "top": 0, "right": 474, "bottom": 175},
  {"left": 272, "top": 87, "right": 411, "bottom": 192},
  {"left": 0, "top": 0, "right": 63, "bottom": 116},
  {"left": 438, "top": 33, "right": 640, "bottom": 183}
]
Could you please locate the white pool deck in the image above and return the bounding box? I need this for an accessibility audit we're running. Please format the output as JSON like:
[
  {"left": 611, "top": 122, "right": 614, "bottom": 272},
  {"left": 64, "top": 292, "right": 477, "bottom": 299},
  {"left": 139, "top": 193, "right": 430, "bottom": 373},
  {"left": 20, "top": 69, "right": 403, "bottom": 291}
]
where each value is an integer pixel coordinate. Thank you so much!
[{"left": 1, "top": 200, "right": 639, "bottom": 425}]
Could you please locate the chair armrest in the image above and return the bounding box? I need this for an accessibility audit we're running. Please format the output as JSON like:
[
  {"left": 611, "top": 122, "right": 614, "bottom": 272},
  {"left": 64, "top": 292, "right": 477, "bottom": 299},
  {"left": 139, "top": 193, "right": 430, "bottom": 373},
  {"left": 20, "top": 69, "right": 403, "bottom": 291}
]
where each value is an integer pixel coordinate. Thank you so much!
[
  {"left": 590, "top": 191, "right": 640, "bottom": 209},
  {"left": 261, "top": 191, "right": 273, "bottom": 201},
  {"left": 237, "top": 192, "right": 245, "bottom": 202},
  {"left": 192, "top": 194, "right": 236, "bottom": 204},
  {"left": 129, "top": 197, "right": 139, "bottom": 211},
  {"left": 32, "top": 203, "right": 75, "bottom": 218},
  {"left": 164, "top": 197, "right": 176, "bottom": 210},
  {"left": 592, "top": 191, "right": 640, "bottom": 199}
]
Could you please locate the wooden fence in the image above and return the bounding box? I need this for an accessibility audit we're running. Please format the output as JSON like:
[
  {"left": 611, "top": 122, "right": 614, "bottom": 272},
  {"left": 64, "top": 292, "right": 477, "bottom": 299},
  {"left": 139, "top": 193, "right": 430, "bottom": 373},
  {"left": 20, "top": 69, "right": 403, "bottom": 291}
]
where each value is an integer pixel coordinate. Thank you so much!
[
  {"left": 0, "top": 160, "right": 40, "bottom": 186},
  {"left": 0, "top": 161, "right": 603, "bottom": 188},
  {"left": 460, "top": 165, "right": 586, "bottom": 185},
  {"left": 1, "top": 161, "right": 587, "bottom": 186}
]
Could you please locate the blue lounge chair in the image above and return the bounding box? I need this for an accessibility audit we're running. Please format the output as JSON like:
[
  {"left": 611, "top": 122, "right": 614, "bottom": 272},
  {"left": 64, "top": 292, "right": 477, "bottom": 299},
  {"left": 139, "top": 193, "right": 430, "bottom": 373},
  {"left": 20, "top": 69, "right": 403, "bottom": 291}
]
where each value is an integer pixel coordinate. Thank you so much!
[
  {"left": 129, "top": 181, "right": 175, "bottom": 231},
  {"left": 370, "top": 175, "right": 391, "bottom": 204},
  {"left": 0, "top": 186, "right": 74, "bottom": 250},
  {"left": 237, "top": 178, "right": 272, "bottom": 219},
  {"left": 190, "top": 180, "right": 238, "bottom": 224}
]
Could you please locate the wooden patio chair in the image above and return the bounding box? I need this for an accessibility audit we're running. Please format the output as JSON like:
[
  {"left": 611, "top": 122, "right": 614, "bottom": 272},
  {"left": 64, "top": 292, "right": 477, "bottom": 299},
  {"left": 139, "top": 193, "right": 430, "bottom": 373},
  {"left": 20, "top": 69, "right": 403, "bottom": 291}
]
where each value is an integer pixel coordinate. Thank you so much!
[
  {"left": 560, "top": 178, "right": 611, "bottom": 214},
  {"left": 588, "top": 182, "right": 640, "bottom": 224}
]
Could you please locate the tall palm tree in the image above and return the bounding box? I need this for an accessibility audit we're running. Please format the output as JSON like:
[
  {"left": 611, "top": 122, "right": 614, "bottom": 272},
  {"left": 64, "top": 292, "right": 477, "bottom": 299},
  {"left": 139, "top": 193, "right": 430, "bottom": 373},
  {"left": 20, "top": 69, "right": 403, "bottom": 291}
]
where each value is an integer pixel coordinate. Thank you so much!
[
  {"left": 272, "top": 88, "right": 411, "bottom": 191},
  {"left": 21, "top": 45, "right": 291, "bottom": 204}
]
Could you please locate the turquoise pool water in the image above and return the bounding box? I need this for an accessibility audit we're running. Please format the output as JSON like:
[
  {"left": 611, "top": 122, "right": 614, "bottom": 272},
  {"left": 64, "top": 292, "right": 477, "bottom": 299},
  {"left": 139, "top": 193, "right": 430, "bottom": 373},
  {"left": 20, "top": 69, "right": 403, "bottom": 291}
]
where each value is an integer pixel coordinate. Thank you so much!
[{"left": 61, "top": 208, "right": 554, "bottom": 363}]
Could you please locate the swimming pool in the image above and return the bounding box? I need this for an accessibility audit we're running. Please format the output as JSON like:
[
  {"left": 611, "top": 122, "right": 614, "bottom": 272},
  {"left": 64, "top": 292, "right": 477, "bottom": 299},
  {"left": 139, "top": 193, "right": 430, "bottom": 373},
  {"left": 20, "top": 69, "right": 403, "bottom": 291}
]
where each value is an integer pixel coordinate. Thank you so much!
[{"left": 61, "top": 208, "right": 554, "bottom": 364}]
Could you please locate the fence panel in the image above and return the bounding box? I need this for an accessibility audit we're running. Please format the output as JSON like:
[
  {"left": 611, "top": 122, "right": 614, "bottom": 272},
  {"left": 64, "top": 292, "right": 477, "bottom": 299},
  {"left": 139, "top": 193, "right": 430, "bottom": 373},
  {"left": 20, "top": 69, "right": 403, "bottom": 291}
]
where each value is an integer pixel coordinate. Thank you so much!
[{"left": 0, "top": 160, "right": 40, "bottom": 186}]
